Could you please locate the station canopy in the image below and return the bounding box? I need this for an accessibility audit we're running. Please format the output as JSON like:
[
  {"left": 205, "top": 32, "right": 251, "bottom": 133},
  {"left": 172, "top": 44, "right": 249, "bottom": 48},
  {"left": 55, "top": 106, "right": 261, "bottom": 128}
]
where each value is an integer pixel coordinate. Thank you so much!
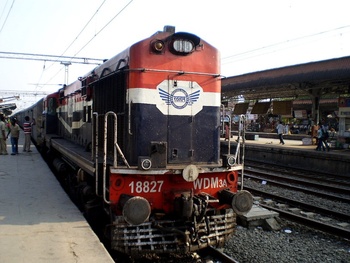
[{"left": 221, "top": 56, "right": 350, "bottom": 102}]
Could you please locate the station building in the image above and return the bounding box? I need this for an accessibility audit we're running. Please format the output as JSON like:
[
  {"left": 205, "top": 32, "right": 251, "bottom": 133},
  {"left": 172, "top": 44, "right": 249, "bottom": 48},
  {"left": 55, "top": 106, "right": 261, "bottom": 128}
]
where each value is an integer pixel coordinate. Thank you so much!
[{"left": 221, "top": 55, "right": 350, "bottom": 148}]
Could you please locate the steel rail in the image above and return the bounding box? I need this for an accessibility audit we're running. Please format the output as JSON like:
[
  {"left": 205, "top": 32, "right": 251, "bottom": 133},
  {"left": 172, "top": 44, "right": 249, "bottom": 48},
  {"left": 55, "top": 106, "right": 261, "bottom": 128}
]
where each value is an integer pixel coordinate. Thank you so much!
[
  {"left": 242, "top": 173, "right": 350, "bottom": 203},
  {"left": 259, "top": 204, "right": 350, "bottom": 239},
  {"left": 200, "top": 246, "right": 240, "bottom": 263},
  {"left": 244, "top": 186, "right": 350, "bottom": 222},
  {"left": 244, "top": 168, "right": 350, "bottom": 195}
]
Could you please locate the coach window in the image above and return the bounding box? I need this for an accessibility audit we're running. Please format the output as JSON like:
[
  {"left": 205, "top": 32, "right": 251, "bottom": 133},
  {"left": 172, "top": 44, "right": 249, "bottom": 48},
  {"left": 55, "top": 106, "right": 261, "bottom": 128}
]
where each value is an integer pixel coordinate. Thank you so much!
[
  {"left": 83, "top": 106, "right": 86, "bottom": 122},
  {"left": 59, "top": 88, "right": 65, "bottom": 103},
  {"left": 48, "top": 98, "right": 56, "bottom": 115},
  {"left": 84, "top": 106, "right": 92, "bottom": 123}
]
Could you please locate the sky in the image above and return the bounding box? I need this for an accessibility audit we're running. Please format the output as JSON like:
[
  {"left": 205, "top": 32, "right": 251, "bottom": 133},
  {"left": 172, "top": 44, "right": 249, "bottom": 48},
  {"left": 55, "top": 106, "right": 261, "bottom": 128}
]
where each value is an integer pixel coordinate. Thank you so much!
[{"left": 0, "top": 0, "right": 350, "bottom": 112}]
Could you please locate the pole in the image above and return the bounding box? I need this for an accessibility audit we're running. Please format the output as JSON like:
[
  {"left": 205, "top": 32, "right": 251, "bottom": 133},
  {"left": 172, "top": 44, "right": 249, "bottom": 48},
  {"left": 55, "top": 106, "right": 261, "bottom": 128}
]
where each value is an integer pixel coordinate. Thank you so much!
[{"left": 60, "top": 62, "right": 71, "bottom": 84}]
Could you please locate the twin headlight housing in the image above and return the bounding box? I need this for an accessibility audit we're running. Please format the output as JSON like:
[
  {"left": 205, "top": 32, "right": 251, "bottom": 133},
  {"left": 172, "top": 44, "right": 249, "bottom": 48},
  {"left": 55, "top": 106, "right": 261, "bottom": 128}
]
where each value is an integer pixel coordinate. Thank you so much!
[{"left": 151, "top": 38, "right": 195, "bottom": 55}]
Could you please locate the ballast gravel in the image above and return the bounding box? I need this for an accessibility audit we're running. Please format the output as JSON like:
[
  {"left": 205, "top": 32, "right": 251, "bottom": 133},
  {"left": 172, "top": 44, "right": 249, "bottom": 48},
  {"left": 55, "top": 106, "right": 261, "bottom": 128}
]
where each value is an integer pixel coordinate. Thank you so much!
[
  {"left": 223, "top": 178, "right": 350, "bottom": 263},
  {"left": 224, "top": 220, "right": 350, "bottom": 263},
  {"left": 130, "top": 179, "right": 350, "bottom": 263}
]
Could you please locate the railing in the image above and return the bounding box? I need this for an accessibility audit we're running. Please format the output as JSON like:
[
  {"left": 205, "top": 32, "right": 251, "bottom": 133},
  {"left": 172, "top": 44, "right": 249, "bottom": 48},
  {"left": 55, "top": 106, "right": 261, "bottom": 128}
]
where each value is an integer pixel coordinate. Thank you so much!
[
  {"left": 92, "top": 112, "right": 100, "bottom": 196},
  {"left": 236, "top": 114, "right": 246, "bottom": 190},
  {"left": 102, "top": 112, "right": 118, "bottom": 204}
]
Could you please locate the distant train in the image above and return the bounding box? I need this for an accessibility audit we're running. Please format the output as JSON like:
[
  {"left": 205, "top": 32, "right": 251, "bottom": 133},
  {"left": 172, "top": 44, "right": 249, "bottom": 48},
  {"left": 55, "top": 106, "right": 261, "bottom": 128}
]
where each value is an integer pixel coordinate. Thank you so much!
[{"left": 14, "top": 26, "right": 252, "bottom": 257}]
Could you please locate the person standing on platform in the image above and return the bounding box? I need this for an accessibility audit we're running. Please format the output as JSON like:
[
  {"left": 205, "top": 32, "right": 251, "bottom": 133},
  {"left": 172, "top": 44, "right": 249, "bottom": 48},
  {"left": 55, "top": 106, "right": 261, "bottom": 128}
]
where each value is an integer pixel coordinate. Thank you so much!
[
  {"left": 315, "top": 123, "right": 325, "bottom": 151},
  {"left": 23, "top": 116, "right": 35, "bottom": 152},
  {"left": 276, "top": 121, "right": 285, "bottom": 145},
  {"left": 320, "top": 122, "right": 330, "bottom": 152},
  {"left": 7, "top": 118, "right": 20, "bottom": 155},
  {"left": 276, "top": 121, "right": 284, "bottom": 145},
  {"left": 285, "top": 123, "right": 289, "bottom": 135},
  {"left": 0, "top": 114, "right": 8, "bottom": 155}
]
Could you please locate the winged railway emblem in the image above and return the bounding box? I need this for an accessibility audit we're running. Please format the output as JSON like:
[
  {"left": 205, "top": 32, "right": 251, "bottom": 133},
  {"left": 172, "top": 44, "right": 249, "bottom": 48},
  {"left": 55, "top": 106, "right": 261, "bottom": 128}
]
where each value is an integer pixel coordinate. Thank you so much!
[{"left": 158, "top": 88, "right": 200, "bottom": 109}]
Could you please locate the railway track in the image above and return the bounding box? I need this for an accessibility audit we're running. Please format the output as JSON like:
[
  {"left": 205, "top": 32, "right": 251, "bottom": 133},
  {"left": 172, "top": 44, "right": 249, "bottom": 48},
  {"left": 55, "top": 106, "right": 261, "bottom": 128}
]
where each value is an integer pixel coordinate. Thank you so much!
[
  {"left": 242, "top": 163, "right": 350, "bottom": 203},
  {"left": 245, "top": 160, "right": 350, "bottom": 186},
  {"left": 245, "top": 186, "right": 350, "bottom": 239},
  {"left": 117, "top": 246, "right": 240, "bottom": 263},
  {"left": 241, "top": 161, "right": 350, "bottom": 239},
  {"left": 242, "top": 170, "right": 350, "bottom": 203},
  {"left": 197, "top": 246, "right": 240, "bottom": 263}
]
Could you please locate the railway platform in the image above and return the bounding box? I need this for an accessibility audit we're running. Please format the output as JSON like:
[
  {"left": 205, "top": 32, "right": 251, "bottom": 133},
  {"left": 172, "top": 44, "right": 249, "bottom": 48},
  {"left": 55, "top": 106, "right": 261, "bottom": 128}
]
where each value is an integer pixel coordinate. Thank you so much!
[
  {"left": 221, "top": 132, "right": 350, "bottom": 176},
  {"left": 0, "top": 133, "right": 114, "bottom": 263}
]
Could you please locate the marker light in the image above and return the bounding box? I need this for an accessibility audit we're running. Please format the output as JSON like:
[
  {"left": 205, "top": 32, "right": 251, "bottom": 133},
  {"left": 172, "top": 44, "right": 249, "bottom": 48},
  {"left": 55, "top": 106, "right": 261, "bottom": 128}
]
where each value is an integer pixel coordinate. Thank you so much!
[
  {"left": 227, "top": 155, "right": 236, "bottom": 167},
  {"left": 140, "top": 158, "right": 152, "bottom": 170},
  {"left": 151, "top": 40, "right": 164, "bottom": 53},
  {"left": 138, "top": 157, "right": 152, "bottom": 170}
]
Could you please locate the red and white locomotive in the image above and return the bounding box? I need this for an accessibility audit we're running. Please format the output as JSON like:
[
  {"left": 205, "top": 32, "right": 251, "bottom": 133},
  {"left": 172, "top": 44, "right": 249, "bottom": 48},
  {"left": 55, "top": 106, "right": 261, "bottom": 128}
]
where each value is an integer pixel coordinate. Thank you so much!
[{"left": 16, "top": 26, "right": 252, "bottom": 257}]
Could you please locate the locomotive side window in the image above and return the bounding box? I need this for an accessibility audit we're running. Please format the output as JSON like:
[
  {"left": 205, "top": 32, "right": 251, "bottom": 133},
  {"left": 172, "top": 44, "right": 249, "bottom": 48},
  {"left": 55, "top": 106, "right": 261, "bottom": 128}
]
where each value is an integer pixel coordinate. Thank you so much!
[{"left": 59, "top": 88, "right": 65, "bottom": 103}]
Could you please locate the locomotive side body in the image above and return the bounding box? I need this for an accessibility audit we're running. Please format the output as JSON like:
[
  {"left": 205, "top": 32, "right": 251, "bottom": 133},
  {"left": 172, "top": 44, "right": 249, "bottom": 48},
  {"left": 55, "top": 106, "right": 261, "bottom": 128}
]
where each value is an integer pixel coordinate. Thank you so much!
[
  {"left": 56, "top": 81, "right": 93, "bottom": 148},
  {"left": 14, "top": 26, "right": 252, "bottom": 258}
]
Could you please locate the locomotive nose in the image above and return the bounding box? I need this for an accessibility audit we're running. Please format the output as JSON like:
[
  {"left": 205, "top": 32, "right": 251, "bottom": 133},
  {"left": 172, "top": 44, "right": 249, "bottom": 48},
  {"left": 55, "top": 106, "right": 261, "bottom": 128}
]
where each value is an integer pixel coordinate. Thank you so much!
[
  {"left": 122, "top": 196, "right": 151, "bottom": 225},
  {"left": 218, "top": 189, "right": 253, "bottom": 215}
]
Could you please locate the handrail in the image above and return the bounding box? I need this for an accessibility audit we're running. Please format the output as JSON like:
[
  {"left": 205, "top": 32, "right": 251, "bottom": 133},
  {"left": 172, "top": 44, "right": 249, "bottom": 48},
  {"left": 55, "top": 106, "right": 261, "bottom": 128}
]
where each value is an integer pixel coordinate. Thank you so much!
[
  {"left": 92, "top": 112, "right": 100, "bottom": 196},
  {"left": 238, "top": 115, "right": 246, "bottom": 190},
  {"left": 103, "top": 111, "right": 118, "bottom": 204},
  {"left": 115, "top": 142, "right": 130, "bottom": 168},
  {"left": 128, "top": 100, "right": 133, "bottom": 135}
]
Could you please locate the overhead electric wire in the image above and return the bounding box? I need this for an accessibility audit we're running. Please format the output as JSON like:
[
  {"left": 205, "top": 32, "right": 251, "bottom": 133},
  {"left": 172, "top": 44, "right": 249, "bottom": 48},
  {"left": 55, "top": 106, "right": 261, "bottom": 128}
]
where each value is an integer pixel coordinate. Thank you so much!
[
  {"left": 73, "top": 0, "right": 133, "bottom": 57},
  {"left": 0, "top": 0, "right": 11, "bottom": 23},
  {"left": 0, "top": 51, "right": 104, "bottom": 63},
  {"left": 59, "top": 0, "right": 107, "bottom": 58},
  {"left": 222, "top": 25, "right": 350, "bottom": 64},
  {"left": 43, "top": 0, "right": 134, "bottom": 86},
  {"left": 43, "top": 0, "right": 107, "bottom": 71},
  {"left": 222, "top": 33, "right": 338, "bottom": 64},
  {"left": 0, "top": 0, "right": 15, "bottom": 36},
  {"left": 36, "top": 0, "right": 107, "bottom": 90}
]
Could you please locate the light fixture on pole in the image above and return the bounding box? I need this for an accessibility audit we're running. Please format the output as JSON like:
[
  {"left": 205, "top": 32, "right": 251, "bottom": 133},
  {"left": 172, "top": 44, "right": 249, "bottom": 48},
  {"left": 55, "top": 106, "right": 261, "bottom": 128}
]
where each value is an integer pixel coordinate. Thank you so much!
[{"left": 61, "top": 61, "right": 72, "bottom": 85}]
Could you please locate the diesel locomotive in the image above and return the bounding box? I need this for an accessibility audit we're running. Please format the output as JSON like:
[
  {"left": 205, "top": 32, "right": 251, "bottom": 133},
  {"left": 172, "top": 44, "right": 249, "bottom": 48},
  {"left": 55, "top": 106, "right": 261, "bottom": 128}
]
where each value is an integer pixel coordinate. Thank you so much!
[{"left": 15, "top": 26, "right": 253, "bottom": 257}]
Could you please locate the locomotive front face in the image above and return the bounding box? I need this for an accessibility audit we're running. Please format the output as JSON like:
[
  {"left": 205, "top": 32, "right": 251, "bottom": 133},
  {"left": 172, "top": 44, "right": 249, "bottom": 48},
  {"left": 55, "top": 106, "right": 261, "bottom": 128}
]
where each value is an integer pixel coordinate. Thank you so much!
[{"left": 126, "top": 32, "right": 221, "bottom": 169}]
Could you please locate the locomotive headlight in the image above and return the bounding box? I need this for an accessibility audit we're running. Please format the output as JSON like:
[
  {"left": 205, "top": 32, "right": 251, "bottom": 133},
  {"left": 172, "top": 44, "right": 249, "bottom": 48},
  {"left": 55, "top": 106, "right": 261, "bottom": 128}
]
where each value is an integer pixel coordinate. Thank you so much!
[
  {"left": 123, "top": 196, "right": 151, "bottom": 225},
  {"left": 171, "top": 39, "right": 194, "bottom": 54}
]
